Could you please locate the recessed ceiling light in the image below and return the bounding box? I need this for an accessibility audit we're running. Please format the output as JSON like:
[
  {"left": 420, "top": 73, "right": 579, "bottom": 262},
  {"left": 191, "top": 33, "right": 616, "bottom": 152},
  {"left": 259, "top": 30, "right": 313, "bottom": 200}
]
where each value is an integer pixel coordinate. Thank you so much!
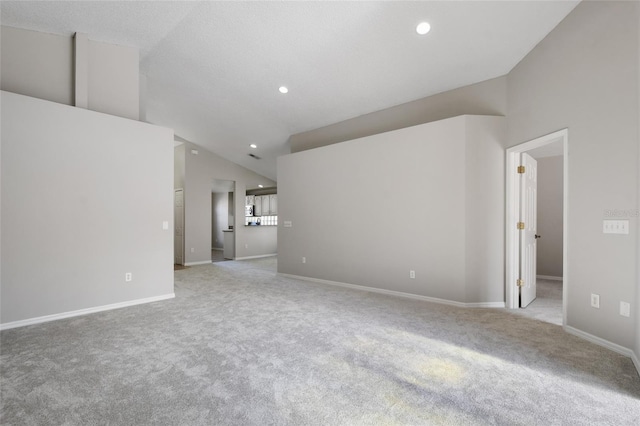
[
  {"left": 258, "top": 185, "right": 264, "bottom": 188},
  {"left": 250, "top": 144, "right": 257, "bottom": 149},
  {"left": 416, "top": 22, "right": 431, "bottom": 35},
  {"left": 279, "top": 86, "right": 289, "bottom": 94}
]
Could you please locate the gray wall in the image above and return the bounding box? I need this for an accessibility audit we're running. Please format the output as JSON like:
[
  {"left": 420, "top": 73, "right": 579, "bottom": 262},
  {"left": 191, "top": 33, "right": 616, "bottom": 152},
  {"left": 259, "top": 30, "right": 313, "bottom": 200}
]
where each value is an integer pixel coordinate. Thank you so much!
[
  {"left": 507, "top": 0, "right": 639, "bottom": 350},
  {"left": 1, "top": 26, "right": 139, "bottom": 120},
  {"left": 536, "top": 156, "right": 563, "bottom": 278},
  {"left": 637, "top": 0, "right": 640, "bottom": 374},
  {"left": 182, "top": 141, "right": 276, "bottom": 263},
  {"left": 282, "top": 1, "right": 639, "bottom": 355},
  {"left": 174, "top": 143, "right": 185, "bottom": 189},
  {"left": 0, "top": 26, "right": 73, "bottom": 106},
  {"left": 1, "top": 91, "right": 174, "bottom": 325},
  {"left": 289, "top": 76, "right": 506, "bottom": 153},
  {"left": 87, "top": 39, "right": 139, "bottom": 120},
  {"left": 279, "top": 115, "right": 505, "bottom": 305},
  {"left": 464, "top": 116, "right": 507, "bottom": 303}
]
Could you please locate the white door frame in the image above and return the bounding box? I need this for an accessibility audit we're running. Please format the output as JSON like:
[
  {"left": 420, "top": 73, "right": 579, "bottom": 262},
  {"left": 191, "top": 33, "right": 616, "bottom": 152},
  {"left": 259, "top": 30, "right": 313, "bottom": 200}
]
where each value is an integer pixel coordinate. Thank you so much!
[{"left": 505, "top": 129, "right": 568, "bottom": 324}]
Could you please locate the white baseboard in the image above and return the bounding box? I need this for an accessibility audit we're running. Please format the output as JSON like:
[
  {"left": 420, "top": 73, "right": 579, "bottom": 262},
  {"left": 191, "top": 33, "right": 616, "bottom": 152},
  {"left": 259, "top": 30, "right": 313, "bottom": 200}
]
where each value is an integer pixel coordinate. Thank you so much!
[
  {"left": 537, "top": 275, "right": 563, "bottom": 281},
  {"left": 184, "top": 260, "right": 213, "bottom": 266},
  {"left": 0, "top": 293, "right": 175, "bottom": 331},
  {"left": 235, "top": 254, "right": 277, "bottom": 260},
  {"left": 564, "top": 325, "right": 636, "bottom": 363},
  {"left": 279, "top": 273, "right": 505, "bottom": 309},
  {"left": 465, "top": 301, "right": 506, "bottom": 308}
]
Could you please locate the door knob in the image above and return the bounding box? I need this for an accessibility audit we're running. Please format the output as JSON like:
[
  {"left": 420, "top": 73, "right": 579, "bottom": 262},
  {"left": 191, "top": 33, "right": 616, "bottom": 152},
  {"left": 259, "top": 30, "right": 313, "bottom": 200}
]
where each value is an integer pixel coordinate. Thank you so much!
[{"left": 535, "top": 234, "right": 541, "bottom": 239}]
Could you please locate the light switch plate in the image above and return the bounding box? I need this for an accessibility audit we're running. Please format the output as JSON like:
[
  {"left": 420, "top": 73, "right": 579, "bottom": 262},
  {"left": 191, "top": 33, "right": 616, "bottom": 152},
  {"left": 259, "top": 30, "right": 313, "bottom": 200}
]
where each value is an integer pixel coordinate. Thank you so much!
[
  {"left": 284, "top": 221, "right": 292, "bottom": 228},
  {"left": 603, "top": 220, "right": 629, "bottom": 234},
  {"left": 591, "top": 293, "right": 600, "bottom": 308},
  {"left": 620, "top": 301, "right": 630, "bottom": 317},
  {"left": 162, "top": 221, "right": 169, "bottom": 230}
]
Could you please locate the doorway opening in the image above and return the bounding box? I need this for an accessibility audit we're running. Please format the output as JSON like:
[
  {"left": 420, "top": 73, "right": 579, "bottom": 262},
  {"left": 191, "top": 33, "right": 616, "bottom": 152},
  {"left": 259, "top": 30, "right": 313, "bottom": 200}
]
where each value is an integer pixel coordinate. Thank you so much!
[
  {"left": 174, "top": 188, "right": 185, "bottom": 268},
  {"left": 212, "top": 179, "right": 235, "bottom": 263},
  {"left": 505, "top": 129, "right": 568, "bottom": 326}
]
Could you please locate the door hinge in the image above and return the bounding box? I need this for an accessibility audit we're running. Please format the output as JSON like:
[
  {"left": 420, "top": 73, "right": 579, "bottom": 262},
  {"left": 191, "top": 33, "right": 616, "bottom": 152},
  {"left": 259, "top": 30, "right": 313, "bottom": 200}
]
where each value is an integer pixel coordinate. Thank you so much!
[
  {"left": 517, "top": 165, "right": 525, "bottom": 174},
  {"left": 517, "top": 279, "right": 524, "bottom": 287},
  {"left": 517, "top": 222, "right": 525, "bottom": 230}
]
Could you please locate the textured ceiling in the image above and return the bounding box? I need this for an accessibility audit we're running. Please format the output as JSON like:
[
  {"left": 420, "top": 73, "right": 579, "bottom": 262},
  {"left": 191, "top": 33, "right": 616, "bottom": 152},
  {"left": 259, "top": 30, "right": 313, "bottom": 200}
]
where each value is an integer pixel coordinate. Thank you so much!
[{"left": 1, "top": 1, "right": 579, "bottom": 180}]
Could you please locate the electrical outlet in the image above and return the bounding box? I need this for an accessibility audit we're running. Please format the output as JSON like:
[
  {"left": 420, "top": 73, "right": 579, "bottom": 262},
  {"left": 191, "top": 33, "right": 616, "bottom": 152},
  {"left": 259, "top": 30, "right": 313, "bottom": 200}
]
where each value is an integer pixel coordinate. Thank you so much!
[
  {"left": 245, "top": 244, "right": 248, "bottom": 249},
  {"left": 302, "top": 257, "right": 306, "bottom": 264},
  {"left": 620, "top": 301, "right": 630, "bottom": 317},
  {"left": 125, "top": 272, "right": 132, "bottom": 282},
  {"left": 190, "top": 248, "right": 195, "bottom": 253},
  {"left": 409, "top": 270, "right": 415, "bottom": 279},
  {"left": 591, "top": 293, "right": 600, "bottom": 308}
]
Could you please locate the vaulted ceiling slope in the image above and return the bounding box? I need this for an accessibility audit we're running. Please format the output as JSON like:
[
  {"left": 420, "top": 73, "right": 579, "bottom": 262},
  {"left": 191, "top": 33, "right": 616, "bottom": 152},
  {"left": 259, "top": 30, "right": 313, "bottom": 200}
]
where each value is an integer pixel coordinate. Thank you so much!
[{"left": 1, "top": 1, "right": 579, "bottom": 180}]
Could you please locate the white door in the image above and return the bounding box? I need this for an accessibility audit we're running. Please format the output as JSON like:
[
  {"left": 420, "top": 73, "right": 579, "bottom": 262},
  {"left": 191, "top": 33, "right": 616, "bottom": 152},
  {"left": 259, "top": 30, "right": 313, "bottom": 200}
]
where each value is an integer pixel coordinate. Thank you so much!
[
  {"left": 519, "top": 153, "right": 538, "bottom": 307},
  {"left": 174, "top": 189, "right": 184, "bottom": 265}
]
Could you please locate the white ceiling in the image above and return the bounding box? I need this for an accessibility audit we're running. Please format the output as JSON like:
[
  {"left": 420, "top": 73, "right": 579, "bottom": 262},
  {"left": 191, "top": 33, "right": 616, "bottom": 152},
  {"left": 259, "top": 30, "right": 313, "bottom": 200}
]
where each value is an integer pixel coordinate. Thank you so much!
[
  {"left": 527, "top": 138, "right": 564, "bottom": 159},
  {"left": 1, "top": 1, "right": 579, "bottom": 180}
]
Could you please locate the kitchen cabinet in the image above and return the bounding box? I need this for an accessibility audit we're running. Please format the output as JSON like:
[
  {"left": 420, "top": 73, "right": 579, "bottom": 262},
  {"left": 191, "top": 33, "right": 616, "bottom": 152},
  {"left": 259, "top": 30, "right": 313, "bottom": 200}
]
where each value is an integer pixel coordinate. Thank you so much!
[
  {"left": 245, "top": 193, "right": 277, "bottom": 217},
  {"left": 269, "top": 194, "right": 277, "bottom": 215},
  {"left": 260, "top": 195, "right": 270, "bottom": 216},
  {"left": 254, "top": 196, "right": 262, "bottom": 216}
]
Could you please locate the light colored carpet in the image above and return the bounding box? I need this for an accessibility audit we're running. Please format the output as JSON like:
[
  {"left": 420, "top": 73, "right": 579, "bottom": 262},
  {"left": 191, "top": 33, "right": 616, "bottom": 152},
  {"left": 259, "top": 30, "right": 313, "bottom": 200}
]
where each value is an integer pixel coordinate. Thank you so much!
[
  {"left": 211, "top": 249, "right": 227, "bottom": 263},
  {"left": 512, "top": 279, "right": 563, "bottom": 326},
  {"left": 2, "top": 257, "right": 639, "bottom": 425}
]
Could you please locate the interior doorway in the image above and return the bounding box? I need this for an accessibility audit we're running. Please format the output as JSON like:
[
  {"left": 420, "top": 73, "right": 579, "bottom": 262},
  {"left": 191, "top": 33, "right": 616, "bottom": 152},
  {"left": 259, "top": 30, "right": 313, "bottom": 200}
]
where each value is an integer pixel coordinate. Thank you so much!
[
  {"left": 505, "top": 129, "right": 568, "bottom": 326},
  {"left": 211, "top": 179, "right": 235, "bottom": 263},
  {"left": 174, "top": 188, "right": 184, "bottom": 266}
]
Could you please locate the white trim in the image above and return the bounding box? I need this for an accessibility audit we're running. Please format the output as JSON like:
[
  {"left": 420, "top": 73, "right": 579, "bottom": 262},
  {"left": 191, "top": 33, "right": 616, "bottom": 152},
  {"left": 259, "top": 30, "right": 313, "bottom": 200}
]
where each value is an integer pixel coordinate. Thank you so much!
[
  {"left": 536, "top": 275, "right": 563, "bottom": 281},
  {"left": 465, "top": 302, "right": 506, "bottom": 308},
  {"left": 279, "top": 273, "right": 505, "bottom": 309},
  {"left": 505, "top": 147, "right": 519, "bottom": 309},
  {"left": 561, "top": 134, "right": 569, "bottom": 327},
  {"left": 234, "top": 253, "right": 277, "bottom": 260},
  {"left": 184, "top": 260, "right": 213, "bottom": 266},
  {"left": 505, "top": 129, "right": 568, "bottom": 326},
  {"left": 0, "top": 293, "right": 175, "bottom": 331},
  {"left": 565, "top": 326, "right": 636, "bottom": 360}
]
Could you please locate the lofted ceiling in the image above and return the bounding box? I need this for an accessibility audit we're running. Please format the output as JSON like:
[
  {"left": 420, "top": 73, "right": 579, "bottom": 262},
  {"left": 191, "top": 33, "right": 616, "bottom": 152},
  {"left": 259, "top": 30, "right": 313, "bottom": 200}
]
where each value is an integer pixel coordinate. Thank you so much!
[{"left": 1, "top": 1, "right": 579, "bottom": 180}]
